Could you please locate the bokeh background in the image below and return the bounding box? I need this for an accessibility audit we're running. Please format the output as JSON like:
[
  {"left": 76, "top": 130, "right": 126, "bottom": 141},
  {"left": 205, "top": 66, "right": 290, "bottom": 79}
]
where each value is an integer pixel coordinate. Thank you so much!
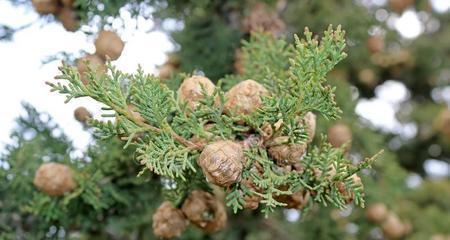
[{"left": 0, "top": 0, "right": 449, "bottom": 239}]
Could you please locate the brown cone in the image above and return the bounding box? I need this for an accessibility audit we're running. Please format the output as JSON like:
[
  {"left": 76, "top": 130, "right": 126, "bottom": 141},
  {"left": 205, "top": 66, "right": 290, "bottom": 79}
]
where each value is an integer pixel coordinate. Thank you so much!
[
  {"left": 224, "top": 79, "right": 268, "bottom": 117},
  {"left": 74, "top": 106, "right": 92, "bottom": 123},
  {"left": 197, "top": 140, "right": 244, "bottom": 187},
  {"left": 367, "top": 35, "right": 385, "bottom": 54},
  {"left": 327, "top": 123, "right": 352, "bottom": 148},
  {"left": 152, "top": 201, "right": 188, "bottom": 238},
  {"left": 94, "top": 30, "right": 125, "bottom": 60},
  {"left": 381, "top": 213, "right": 407, "bottom": 239},
  {"left": 389, "top": 0, "right": 414, "bottom": 13},
  {"left": 268, "top": 142, "right": 307, "bottom": 166},
  {"left": 57, "top": 7, "right": 79, "bottom": 32},
  {"left": 275, "top": 187, "right": 310, "bottom": 209},
  {"left": 76, "top": 54, "right": 106, "bottom": 85},
  {"left": 181, "top": 190, "right": 227, "bottom": 233},
  {"left": 366, "top": 203, "right": 388, "bottom": 223},
  {"left": 178, "top": 75, "right": 215, "bottom": 110},
  {"left": 33, "top": 162, "right": 77, "bottom": 196},
  {"left": 242, "top": 2, "right": 286, "bottom": 35},
  {"left": 31, "top": 0, "right": 59, "bottom": 15},
  {"left": 433, "top": 108, "right": 450, "bottom": 138}
]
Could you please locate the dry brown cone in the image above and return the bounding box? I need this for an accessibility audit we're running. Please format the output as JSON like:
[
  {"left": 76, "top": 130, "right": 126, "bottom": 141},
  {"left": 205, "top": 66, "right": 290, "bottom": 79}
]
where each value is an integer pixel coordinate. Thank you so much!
[
  {"left": 158, "top": 64, "right": 176, "bottom": 81},
  {"left": 94, "top": 30, "right": 125, "bottom": 60},
  {"left": 181, "top": 190, "right": 227, "bottom": 233},
  {"left": 31, "top": 0, "right": 59, "bottom": 15},
  {"left": 241, "top": 2, "right": 286, "bottom": 35},
  {"left": 197, "top": 140, "right": 244, "bottom": 187},
  {"left": 327, "top": 123, "right": 352, "bottom": 149},
  {"left": 57, "top": 7, "right": 79, "bottom": 32},
  {"left": 33, "top": 162, "right": 77, "bottom": 196},
  {"left": 238, "top": 134, "right": 263, "bottom": 150},
  {"left": 224, "top": 79, "right": 269, "bottom": 117},
  {"left": 366, "top": 203, "right": 388, "bottom": 223},
  {"left": 178, "top": 75, "right": 215, "bottom": 110},
  {"left": 74, "top": 106, "right": 92, "bottom": 123},
  {"left": 275, "top": 186, "right": 310, "bottom": 209},
  {"left": 367, "top": 35, "right": 385, "bottom": 54},
  {"left": 381, "top": 213, "right": 408, "bottom": 239},
  {"left": 433, "top": 108, "right": 450, "bottom": 138},
  {"left": 239, "top": 171, "right": 263, "bottom": 210},
  {"left": 268, "top": 138, "right": 307, "bottom": 166},
  {"left": 389, "top": 0, "right": 415, "bottom": 13},
  {"left": 76, "top": 54, "right": 107, "bottom": 85},
  {"left": 234, "top": 49, "right": 245, "bottom": 75},
  {"left": 336, "top": 174, "right": 362, "bottom": 204},
  {"left": 152, "top": 201, "right": 188, "bottom": 238}
]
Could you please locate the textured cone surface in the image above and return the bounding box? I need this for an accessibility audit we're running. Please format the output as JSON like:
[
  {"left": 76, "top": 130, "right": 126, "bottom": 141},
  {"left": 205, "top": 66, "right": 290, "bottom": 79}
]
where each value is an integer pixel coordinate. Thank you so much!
[
  {"left": 367, "top": 36, "right": 385, "bottom": 54},
  {"left": 242, "top": 2, "right": 285, "bottom": 35},
  {"left": 94, "top": 30, "right": 125, "bottom": 60},
  {"left": 224, "top": 79, "right": 268, "bottom": 116},
  {"left": 33, "top": 162, "right": 77, "bottom": 196},
  {"left": 74, "top": 106, "right": 92, "bottom": 123},
  {"left": 178, "top": 76, "right": 215, "bottom": 110},
  {"left": 275, "top": 187, "right": 310, "bottom": 209},
  {"left": 181, "top": 190, "right": 227, "bottom": 233},
  {"left": 76, "top": 54, "right": 106, "bottom": 85},
  {"left": 198, "top": 140, "right": 244, "bottom": 187},
  {"left": 381, "top": 213, "right": 406, "bottom": 239},
  {"left": 366, "top": 203, "right": 388, "bottom": 223},
  {"left": 32, "top": 0, "right": 59, "bottom": 14},
  {"left": 152, "top": 201, "right": 188, "bottom": 238},
  {"left": 268, "top": 142, "right": 307, "bottom": 166},
  {"left": 57, "top": 7, "right": 79, "bottom": 32},
  {"left": 327, "top": 123, "right": 352, "bottom": 148}
]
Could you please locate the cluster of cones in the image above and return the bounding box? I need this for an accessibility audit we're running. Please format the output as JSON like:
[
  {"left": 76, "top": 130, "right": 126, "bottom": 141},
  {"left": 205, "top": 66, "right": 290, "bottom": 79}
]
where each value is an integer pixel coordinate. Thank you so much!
[
  {"left": 31, "top": 0, "right": 80, "bottom": 32},
  {"left": 366, "top": 203, "right": 413, "bottom": 239}
]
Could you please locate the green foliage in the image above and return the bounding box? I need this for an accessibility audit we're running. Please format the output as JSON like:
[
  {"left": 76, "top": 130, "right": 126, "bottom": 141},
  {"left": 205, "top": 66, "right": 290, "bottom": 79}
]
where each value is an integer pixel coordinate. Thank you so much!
[{"left": 47, "top": 26, "right": 378, "bottom": 218}]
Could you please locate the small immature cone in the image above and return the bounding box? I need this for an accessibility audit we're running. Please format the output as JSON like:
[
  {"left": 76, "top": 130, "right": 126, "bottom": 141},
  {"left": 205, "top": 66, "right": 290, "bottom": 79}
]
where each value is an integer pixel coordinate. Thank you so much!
[
  {"left": 327, "top": 123, "right": 352, "bottom": 148},
  {"left": 33, "top": 162, "right": 77, "bottom": 196},
  {"left": 389, "top": 0, "right": 414, "bottom": 13},
  {"left": 303, "top": 112, "right": 316, "bottom": 143},
  {"left": 224, "top": 79, "right": 268, "bottom": 116},
  {"left": 367, "top": 35, "right": 385, "bottom": 54},
  {"left": 74, "top": 106, "right": 92, "bottom": 123},
  {"left": 94, "top": 30, "right": 125, "bottom": 60},
  {"left": 268, "top": 141, "right": 307, "bottom": 166},
  {"left": 31, "top": 0, "right": 59, "bottom": 15},
  {"left": 76, "top": 54, "right": 107, "bottom": 85},
  {"left": 197, "top": 140, "right": 244, "bottom": 187},
  {"left": 381, "top": 213, "right": 407, "bottom": 239},
  {"left": 57, "top": 7, "right": 79, "bottom": 32},
  {"left": 242, "top": 2, "right": 286, "bottom": 35},
  {"left": 358, "top": 68, "right": 377, "bottom": 88},
  {"left": 182, "top": 190, "right": 227, "bottom": 233},
  {"left": 366, "top": 203, "right": 388, "bottom": 223},
  {"left": 178, "top": 76, "right": 215, "bottom": 110},
  {"left": 152, "top": 201, "right": 188, "bottom": 238}
]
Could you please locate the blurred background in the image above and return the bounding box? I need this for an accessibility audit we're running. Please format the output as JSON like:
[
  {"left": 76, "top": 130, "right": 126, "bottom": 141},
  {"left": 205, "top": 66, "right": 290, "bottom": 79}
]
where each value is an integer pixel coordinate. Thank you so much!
[{"left": 0, "top": 0, "right": 449, "bottom": 239}]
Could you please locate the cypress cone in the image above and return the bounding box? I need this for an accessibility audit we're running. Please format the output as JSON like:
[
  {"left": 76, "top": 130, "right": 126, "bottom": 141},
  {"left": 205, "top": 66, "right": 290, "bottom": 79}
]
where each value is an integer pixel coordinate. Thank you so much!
[
  {"left": 366, "top": 203, "right": 388, "bottom": 223},
  {"left": 33, "top": 162, "right": 77, "bottom": 196},
  {"left": 57, "top": 7, "right": 79, "bottom": 32},
  {"left": 74, "top": 106, "right": 92, "bottom": 123},
  {"left": 366, "top": 35, "right": 385, "bottom": 54},
  {"left": 197, "top": 140, "right": 244, "bottom": 187},
  {"left": 178, "top": 76, "right": 215, "bottom": 110},
  {"left": 181, "top": 190, "right": 227, "bottom": 233},
  {"left": 242, "top": 2, "right": 285, "bottom": 35},
  {"left": 76, "top": 54, "right": 106, "bottom": 85},
  {"left": 327, "top": 123, "right": 352, "bottom": 149},
  {"left": 152, "top": 201, "right": 188, "bottom": 238},
  {"left": 381, "top": 213, "right": 407, "bottom": 239},
  {"left": 31, "top": 0, "right": 59, "bottom": 15},
  {"left": 224, "top": 79, "right": 268, "bottom": 117},
  {"left": 94, "top": 30, "right": 125, "bottom": 60}
]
